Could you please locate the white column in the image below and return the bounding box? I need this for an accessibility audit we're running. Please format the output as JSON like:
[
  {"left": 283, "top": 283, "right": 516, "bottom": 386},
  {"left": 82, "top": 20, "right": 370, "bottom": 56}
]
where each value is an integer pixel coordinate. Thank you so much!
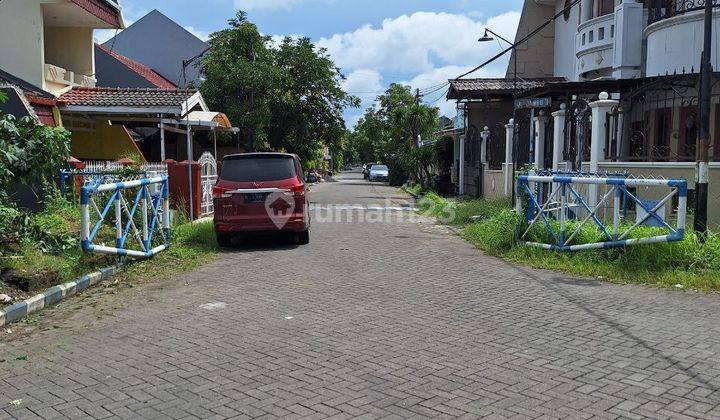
[
  {"left": 581, "top": 0, "right": 593, "bottom": 22},
  {"left": 459, "top": 134, "right": 466, "bottom": 196},
  {"left": 551, "top": 104, "right": 566, "bottom": 172},
  {"left": 612, "top": 0, "right": 643, "bottom": 79},
  {"left": 534, "top": 111, "right": 548, "bottom": 170},
  {"left": 588, "top": 92, "right": 619, "bottom": 206},
  {"left": 503, "top": 119, "right": 514, "bottom": 196}
]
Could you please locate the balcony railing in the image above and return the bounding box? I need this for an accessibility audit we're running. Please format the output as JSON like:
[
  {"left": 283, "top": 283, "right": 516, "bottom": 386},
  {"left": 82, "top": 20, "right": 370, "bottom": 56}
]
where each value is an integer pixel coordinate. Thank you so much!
[
  {"left": 44, "top": 63, "right": 96, "bottom": 89},
  {"left": 648, "top": 0, "right": 720, "bottom": 25}
]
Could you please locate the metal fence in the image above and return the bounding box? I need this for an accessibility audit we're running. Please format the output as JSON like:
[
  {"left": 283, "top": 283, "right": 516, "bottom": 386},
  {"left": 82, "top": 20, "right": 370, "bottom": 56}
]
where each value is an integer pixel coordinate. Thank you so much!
[
  {"left": 516, "top": 171, "right": 687, "bottom": 251},
  {"left": 80, "top": 176, "right": 170, "bottom": 259},
  {"left": 60, "top": 161, "right": 168, "bottom": 195}
]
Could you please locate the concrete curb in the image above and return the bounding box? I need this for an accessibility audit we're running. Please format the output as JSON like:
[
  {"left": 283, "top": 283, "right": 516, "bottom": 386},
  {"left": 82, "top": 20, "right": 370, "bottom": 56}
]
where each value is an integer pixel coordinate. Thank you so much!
[{"left": 0, "top": 265, "right": 120, "bottom": 327}]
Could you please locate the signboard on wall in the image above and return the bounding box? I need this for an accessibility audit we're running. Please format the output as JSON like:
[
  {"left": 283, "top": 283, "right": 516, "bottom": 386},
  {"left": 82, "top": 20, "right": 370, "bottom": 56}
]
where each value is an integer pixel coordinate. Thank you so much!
[{"left": 514, "top": 97, "right": 551, "bottom": 110}]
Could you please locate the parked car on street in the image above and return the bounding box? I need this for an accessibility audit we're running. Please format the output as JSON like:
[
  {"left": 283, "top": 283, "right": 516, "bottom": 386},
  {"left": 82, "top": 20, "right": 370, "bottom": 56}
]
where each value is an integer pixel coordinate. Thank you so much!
[
  {"left": 368, "top": 164, "right": 389, "bottom": 182},
  {"left": 213, "top": 153, "right": 310, "bottom": 246},
  {"left": 362, "top": 163, "right": 376, "bottom": 179}
]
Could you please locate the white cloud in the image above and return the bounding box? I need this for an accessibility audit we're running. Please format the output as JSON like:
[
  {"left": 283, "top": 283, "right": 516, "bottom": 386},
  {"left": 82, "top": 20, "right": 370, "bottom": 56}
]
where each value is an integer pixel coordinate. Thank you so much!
[
  {"left": 342, "top": 69, "right": 383, "bottom": 107},
  {"left": 341, "top": 69, "right": 383, "bottom": 128},
  {"left": 318, "top": 11, "right": 520, "bottom": 75},
  {"left": 318, "top": 10, "right": 521, "bottom": 127},
  {"left": 185, "top": 26, "right": 210, "bottom": 42}
]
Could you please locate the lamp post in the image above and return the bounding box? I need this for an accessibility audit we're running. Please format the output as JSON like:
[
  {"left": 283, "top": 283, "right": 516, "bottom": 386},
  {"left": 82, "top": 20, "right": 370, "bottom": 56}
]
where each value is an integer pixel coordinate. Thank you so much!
[{"left": 479, "top": 27, "right": 518, "bottom": 203}]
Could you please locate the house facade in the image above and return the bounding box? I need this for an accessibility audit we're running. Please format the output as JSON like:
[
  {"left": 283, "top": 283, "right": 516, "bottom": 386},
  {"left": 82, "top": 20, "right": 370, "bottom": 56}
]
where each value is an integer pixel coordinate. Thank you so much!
[
  {"left": 450, "top": 0, "right": 720, "bottom": 226},
  {"left": 0, "top": 0, "right": 124, "bottom": 96},
  {"left": 0, "top": 0, "right": 124, "bottom": 127}
]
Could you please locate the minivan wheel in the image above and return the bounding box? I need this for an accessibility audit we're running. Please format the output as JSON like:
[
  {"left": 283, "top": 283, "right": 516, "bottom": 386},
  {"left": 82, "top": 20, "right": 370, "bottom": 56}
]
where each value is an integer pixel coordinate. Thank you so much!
[
  {"left": 297, "top": 229, "right": 310, "bottom": 245},
  {"left": 216, "top": 233, "right": 233, "bottom": 247}
]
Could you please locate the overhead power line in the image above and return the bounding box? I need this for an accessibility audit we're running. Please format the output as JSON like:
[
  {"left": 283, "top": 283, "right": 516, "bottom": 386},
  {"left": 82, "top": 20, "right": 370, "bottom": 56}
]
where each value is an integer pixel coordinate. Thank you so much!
[{"left": 455, "top": 0, "right": 582, "bottom": 80}]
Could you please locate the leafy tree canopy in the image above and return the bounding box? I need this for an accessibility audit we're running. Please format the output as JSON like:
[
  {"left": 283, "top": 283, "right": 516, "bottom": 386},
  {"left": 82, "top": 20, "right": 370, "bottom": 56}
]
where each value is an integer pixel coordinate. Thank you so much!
[
  {"left": 200, "top": 11, "right": 359, "bottom": 166},
  {"left": 348, "top": 84, "right": 440, "bottom": 187}
]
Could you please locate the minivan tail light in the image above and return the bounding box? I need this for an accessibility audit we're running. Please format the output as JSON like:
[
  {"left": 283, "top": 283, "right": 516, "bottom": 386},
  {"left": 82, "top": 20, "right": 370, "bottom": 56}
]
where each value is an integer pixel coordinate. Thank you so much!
[
  {"left": 213, "top": 186, "right": 232, "bottom": 199},
  {"left": 290, "top": 184, "right": 305, "bottom": 197}
]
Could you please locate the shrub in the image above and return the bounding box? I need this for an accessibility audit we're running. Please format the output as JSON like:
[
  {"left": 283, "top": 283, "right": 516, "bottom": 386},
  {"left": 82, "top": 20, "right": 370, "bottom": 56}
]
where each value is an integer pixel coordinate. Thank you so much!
[{"left": 417, "top": 192, "right": 451, "bottom": 218}]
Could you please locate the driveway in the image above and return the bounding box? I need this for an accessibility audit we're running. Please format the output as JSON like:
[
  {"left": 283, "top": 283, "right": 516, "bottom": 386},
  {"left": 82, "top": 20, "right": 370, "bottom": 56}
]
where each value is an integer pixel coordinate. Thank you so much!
[{"left": 1, "top": 170, "right": 720, "bottom": 419}]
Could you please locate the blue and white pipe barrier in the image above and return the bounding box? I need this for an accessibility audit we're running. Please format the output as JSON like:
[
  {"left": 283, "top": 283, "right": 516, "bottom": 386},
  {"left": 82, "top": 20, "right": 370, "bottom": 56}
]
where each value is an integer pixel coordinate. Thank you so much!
[
  {"left": 81, "top": 176, "right": 171, "bottom": 259},
  {"left": 516, "top": 174, "right": 687, "bottom": 252}
]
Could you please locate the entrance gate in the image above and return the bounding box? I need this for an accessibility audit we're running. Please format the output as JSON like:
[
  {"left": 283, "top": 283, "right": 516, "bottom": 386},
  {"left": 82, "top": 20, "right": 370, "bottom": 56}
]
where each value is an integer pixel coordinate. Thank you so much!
[{"left": 198, "top": 152, "right": 218, "bottom": 217}]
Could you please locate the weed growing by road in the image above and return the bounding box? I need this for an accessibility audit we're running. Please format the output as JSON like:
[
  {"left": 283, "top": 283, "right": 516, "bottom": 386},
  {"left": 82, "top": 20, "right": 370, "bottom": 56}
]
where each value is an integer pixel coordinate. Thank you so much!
[{"left": 419, "top": 192, "right": 720, "bottom": 290}]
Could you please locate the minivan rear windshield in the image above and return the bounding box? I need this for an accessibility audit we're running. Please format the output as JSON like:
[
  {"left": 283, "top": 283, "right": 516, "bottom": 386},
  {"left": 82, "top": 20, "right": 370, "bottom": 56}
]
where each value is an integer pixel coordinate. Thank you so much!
[{"left": 221, "top": 156, "right": 297, "bottom": 182}]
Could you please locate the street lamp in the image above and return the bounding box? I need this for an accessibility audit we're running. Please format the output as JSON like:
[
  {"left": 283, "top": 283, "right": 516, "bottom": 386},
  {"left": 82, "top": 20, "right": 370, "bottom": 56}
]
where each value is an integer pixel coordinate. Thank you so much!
[
  {"left": 478, "top": 28, "right": 517, "bottom": 92},
  {"left": 479, "top": 27, "right": 518, "bottom": 203}
]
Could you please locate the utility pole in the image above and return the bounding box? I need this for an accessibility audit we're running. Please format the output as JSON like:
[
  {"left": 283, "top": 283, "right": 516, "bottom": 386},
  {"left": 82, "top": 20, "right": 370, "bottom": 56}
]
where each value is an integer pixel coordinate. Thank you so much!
[
  {"left": 694, "top": 0, "right": 713, "bottom": 234},
  {"left": 413, "top": 88, "right": 421, "bottom": 147}
]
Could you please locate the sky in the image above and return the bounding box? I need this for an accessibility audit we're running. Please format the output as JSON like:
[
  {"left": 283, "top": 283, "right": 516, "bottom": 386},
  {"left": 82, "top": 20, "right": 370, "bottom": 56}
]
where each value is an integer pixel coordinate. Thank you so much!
[{"left": 97, "top": 0, "right": 523, "bottom": 128}]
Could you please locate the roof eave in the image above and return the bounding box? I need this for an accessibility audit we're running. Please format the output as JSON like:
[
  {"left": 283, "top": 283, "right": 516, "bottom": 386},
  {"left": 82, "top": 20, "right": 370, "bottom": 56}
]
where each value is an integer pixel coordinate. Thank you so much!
[{"left": 61, "top": 105, "right": 183, "bottom": 115}]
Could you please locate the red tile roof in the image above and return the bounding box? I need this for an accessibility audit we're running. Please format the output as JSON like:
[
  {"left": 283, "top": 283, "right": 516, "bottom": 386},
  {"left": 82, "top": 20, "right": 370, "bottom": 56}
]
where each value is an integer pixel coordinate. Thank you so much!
[
  {"left": 59, "top": 87, "right": 196, "bottom": 108},
  {"left": 71, "top": 0, "right": 123, "bottom": 28},
  {"left": 96, "top": 44, "right": 177, "bottom": 89}
]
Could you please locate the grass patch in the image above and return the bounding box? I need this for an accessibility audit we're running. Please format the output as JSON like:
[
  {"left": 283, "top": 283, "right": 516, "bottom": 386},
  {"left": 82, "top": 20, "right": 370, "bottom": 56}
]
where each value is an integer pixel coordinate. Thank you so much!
[
  {"left": 121, "top": 219, "right": 219, "bottom": 282},
  {"left": 1, "top": 193, "right": 220, "bottom": 302},
  {"left": 420, "top": 194, "right": 720, "bottom": 291},
  {"left": 450, "top": 196, "right": 512, "bottom": 225},
  {"left": 402, "top": 183, "right": 423, "bottom": 197}
]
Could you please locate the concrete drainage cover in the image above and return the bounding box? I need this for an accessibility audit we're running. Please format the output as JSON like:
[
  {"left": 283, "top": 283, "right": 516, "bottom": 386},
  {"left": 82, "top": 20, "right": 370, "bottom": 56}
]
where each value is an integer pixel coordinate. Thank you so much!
[{"left": 199, "top": 302, "right": 227, "bottom": 310}]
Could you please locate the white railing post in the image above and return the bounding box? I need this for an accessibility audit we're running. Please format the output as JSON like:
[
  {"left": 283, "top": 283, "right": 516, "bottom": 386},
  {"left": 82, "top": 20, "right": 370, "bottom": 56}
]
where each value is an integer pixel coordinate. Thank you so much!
[
  {"left": 588, "top": 92, "right": 618, "bottom": 206},
  {"left": 534, "top": 111, "right": 548, "bottom": 170},
  {"left": 504, "top": 118, "right": 515, "bottom": 196},
  {"left": 551, "top": 104, "right": 566, "bottom": 172},
  {"left": 115, "top": 190, "right": 122, "bottom": 249}
]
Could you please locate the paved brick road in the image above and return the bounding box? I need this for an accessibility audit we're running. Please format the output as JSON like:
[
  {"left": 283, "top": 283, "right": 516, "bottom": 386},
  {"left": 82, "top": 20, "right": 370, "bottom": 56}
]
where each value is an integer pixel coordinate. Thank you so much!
[{"left": 1, "top": 171, "right": 720, "bottom": 419}]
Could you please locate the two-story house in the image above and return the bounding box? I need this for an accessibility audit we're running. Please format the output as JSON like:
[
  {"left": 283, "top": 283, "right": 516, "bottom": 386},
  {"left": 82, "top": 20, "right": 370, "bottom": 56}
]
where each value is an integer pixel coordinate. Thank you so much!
[
  {"left": 0, "top": 0, "right": 124, "bottom": 126},
  {"left": 0, "top": 0, "right": 124, "bottom": 96},
  {"left": 449, "top": 0, "right": 720, "bottom": 225}
]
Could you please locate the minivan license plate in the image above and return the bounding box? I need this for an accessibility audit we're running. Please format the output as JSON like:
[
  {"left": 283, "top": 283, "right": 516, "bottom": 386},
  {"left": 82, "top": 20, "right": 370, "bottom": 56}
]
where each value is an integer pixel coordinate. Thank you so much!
[{"left": 244, "top": 192, "right": 269, "bottom": 203}]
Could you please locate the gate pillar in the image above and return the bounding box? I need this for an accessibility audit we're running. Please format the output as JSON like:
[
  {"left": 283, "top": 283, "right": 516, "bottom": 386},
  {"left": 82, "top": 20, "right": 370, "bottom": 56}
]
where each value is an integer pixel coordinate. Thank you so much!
[
  {"left": 588, "top": 92, "right": 619, "bottom": 206},
  {"left": 534, "top": 111, "right": 548, "bottom": 170}
]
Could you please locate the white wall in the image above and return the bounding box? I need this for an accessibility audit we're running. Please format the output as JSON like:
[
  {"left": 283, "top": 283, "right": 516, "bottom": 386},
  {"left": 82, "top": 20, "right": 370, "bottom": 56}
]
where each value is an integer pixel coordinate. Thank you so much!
[
  {"left": 44, "top": 26, "right": 95, "bottom": 77},
  {"left": 554, "top": 0, "right": 580, "bottom": 81},
  {"left": 645, "top": 9, "right": 720, "bottom": 77},
  {"left": 0, "top": 1, "right": 45, "bottom": 88}
]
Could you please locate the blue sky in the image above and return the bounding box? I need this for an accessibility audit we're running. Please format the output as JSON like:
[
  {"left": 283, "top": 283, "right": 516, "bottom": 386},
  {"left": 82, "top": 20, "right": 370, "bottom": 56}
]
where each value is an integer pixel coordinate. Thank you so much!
[{"left": 101, "top": 0, "right": 523, "bottom": 127}]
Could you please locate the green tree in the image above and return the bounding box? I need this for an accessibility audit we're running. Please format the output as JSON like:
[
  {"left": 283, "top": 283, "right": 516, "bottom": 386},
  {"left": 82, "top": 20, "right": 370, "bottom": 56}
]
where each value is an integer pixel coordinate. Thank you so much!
[{"left": 201, "top": 11, "right": 358, "bottom": 165}]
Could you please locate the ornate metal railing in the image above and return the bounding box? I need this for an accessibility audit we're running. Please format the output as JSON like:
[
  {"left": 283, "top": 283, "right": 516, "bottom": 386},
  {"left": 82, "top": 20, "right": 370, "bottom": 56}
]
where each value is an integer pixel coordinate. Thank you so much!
[{"left": 648, "top": 0, "right": 720, "bottom": 25}]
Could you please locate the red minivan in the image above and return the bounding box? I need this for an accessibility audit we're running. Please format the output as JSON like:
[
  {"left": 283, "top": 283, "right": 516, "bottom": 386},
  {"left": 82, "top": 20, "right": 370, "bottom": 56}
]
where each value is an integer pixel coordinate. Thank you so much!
[{"left": 213, "top": 153, "right": 309, "bottom": 246}]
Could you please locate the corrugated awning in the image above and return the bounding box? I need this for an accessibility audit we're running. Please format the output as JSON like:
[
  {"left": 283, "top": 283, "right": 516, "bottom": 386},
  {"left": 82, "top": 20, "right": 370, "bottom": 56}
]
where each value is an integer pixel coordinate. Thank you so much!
[{"left": 185, "top": 111, "right": 233, "bottom": 128}]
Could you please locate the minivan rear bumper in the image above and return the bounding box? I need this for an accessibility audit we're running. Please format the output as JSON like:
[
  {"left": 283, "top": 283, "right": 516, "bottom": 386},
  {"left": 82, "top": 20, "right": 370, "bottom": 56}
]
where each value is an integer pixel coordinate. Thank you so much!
[{"left": 215, "top": 217, "right": 308, "bottom": 233}]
